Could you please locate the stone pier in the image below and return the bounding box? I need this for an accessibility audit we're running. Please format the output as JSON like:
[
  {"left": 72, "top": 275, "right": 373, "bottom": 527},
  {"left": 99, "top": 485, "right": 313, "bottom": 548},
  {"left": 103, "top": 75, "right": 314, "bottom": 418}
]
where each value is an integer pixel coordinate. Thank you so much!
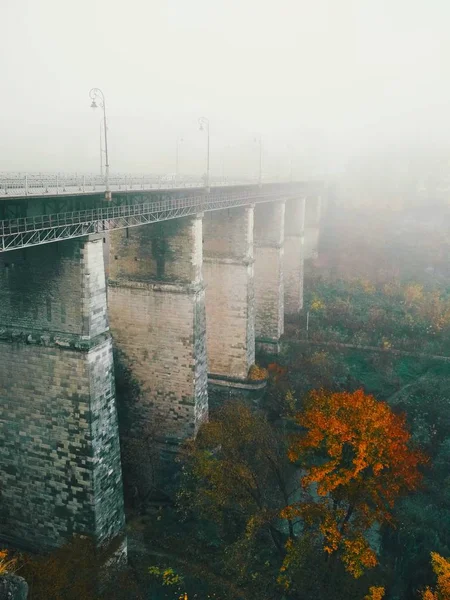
[
  {"left": 304, "top": 195, "right": 322, "bottom": 259},
  {"left": 284, "top": 197, "right": 306, "bottom": 315},
  {"left": 253, "top": 201, "right": 285, "bottom": 354},
  {"left": 0, "top": 236, "right": 125, "bottom": 551},
  {"left": 108, "top": 216, "right": 208, "bottom": 447},
  {"left": 203, "top": 206, "right": 255, "bottom": 381}
]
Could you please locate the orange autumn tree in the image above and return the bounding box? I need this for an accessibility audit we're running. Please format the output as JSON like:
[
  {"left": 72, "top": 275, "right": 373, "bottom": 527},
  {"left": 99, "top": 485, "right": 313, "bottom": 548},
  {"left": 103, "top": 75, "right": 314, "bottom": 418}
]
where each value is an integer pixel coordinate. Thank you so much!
[
  {"left": 364, "top": 587, "right": 385, "bottom": 600},
  {"left": 421, "top": 553, "right": 450, "bottom": 600},
  {"left": 282, "top": 389, "right": 426, "bottom": 579},
  {"left": 0, "top": 549, "right": 17, "bottom": 575}
]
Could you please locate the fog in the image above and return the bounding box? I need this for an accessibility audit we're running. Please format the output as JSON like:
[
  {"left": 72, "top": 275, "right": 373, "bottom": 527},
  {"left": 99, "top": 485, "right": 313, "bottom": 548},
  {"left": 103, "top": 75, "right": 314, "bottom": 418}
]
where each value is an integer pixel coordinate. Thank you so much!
[{"left": 1, "top": 0, "right": 450, "bottom": 179}]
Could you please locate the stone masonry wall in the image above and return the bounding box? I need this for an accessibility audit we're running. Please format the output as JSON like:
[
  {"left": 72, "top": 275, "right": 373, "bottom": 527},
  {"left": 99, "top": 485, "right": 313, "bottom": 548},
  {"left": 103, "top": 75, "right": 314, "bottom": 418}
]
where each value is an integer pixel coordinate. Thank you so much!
[
  {"left": 284, "top": 198, "right": 306, "bottom": 314},
  {"left": 203, "top": 206, "right": 255, "bottom": 380},
  {"left": 304, "top": 196, "right": 322, "bottom": 260},
  {"left": 254, "top": 201, "right": 285, "bottom": 350},
  {"left": 0, "top": 237, "right": 125, "bottom": 551},
  {"left": 108, "top": 217, "right": 208, "bottom": 444},
  {"left": 0, "top": 237, "right": 108, "bottom": 338},
  {"left": 304, "top": 228, "right": 320, "bottom": 260}
]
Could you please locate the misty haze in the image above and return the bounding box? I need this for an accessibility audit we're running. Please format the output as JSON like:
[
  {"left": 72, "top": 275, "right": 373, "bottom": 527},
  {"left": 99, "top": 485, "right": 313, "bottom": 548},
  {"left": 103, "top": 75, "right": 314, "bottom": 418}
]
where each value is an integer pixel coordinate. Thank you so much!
[{"left": 0, "top": 1, "right": 449, "bottom": 599}]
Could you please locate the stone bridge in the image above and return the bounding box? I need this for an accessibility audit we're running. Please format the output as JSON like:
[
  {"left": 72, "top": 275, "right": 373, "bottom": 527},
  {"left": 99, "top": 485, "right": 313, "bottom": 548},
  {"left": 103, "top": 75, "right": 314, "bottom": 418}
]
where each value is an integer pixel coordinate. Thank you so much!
[{"left": 0, "top": 181, "right": 323, "bottom": 553}]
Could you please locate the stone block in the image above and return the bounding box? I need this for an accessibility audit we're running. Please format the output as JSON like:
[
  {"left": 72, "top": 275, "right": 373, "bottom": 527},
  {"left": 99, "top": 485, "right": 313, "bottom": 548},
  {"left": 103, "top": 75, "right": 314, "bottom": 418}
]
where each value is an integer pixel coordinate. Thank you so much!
[
  {"left": 108, "top": 216, "right": 208, "bottom": 444},
  {"left": 0, "top": 237, "right": 125, "bottom": 551},
  {"left": 203, "top": 206, "right": 255, "bottom": 380},
  {"left": 254, "top": 202, "right": 285, "bottom": 351},
  {"left": 284, "top": 198, "right": 306, "bottom": 315}
]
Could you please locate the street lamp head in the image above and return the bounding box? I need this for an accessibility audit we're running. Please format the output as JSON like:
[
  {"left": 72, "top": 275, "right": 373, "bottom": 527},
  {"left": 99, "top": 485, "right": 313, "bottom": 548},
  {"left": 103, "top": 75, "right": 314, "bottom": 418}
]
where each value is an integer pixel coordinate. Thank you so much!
[
  {"left": 198, "top": 116, "right": 209, "bottom": 131},
  {"left": 89, "top": 88, "right": 105, "bottom": 109},
  {"left": 89, "top": 87, "right": 110, "bottom": 198}
]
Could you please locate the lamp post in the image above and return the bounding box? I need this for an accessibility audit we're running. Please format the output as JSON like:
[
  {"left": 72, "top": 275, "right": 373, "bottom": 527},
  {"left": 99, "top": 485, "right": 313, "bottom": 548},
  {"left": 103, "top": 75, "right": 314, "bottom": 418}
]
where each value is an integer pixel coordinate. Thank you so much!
[
  {"left": 175, "top": 136, "right": 183, "bottom": 183},
  {"left": 99, "top": 121, "right": 104, "bottom": 178},
  {"left": 221, "top": 148, "right": 225, "bottom": 182},
  {"left": 254, "top": 134, "right": 262, "bottom": 187},
  {"left": 288, "top": 143, "right": 293, "bottom": 182},
  {"left": 198, "top": 117, "right": 210, "bottom": 192},
  {"left": 89, "top": 88, "right": 111, "bottom": 201}
]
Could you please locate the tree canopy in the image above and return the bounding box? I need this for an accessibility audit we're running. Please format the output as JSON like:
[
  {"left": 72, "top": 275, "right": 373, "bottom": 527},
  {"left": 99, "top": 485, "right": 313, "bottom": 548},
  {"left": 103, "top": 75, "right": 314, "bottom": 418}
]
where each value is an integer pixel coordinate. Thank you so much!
[{"left": 283, "top": 389, "right": 427, "bottom": 580}]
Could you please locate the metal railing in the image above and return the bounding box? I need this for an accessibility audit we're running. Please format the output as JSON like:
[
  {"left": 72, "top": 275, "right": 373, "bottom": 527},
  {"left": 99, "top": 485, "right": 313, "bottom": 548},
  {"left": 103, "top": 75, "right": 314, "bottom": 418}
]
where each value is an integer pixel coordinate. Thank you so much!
[
  {"left": 0, "top": 187, "right": 295, "bottom": 252},
  {"left": 0, "top": 173, "right": 271, "bottom": 198}
]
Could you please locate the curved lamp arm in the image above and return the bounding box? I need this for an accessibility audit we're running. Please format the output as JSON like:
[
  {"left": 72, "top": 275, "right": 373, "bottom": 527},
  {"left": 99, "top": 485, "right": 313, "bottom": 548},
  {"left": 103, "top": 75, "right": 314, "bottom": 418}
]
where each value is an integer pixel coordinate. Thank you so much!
[{"left": 198, "top": 117, "right": 210, "bottom": 191}]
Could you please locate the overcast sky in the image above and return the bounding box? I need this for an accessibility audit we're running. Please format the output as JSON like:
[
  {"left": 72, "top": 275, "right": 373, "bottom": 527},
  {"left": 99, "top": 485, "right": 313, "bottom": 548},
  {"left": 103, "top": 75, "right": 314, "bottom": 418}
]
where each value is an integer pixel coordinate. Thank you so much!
[{"left": 1, "top": 0, "right": 449, "bottom": 177}]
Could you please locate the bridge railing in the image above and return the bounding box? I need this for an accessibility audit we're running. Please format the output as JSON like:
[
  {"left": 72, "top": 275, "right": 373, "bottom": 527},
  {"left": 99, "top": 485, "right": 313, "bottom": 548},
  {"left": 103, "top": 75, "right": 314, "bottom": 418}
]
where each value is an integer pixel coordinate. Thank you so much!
[
  {"left": 0, "top": 189, "right": 281, "bottom": 237},
  {"left": 0, "top": 174, "right": 263, "bottom": 198}
]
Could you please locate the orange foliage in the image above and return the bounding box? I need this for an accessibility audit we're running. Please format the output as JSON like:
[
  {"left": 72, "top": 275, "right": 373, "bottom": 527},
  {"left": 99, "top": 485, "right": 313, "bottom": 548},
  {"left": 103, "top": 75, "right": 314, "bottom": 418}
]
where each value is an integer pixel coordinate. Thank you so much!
[
  {"left": 364, "top": 586, "right": 385, "bottom": 600},
  {"left": 267, "top": 362, "right": 288, "bottom": 382},
  {"left": 0, "top": 549, "right": 17, "bottom": 575},
  {"left": 247, "top": 364, "right": 268, "bottom": 381},
  {"left": 342, "top": 535, "right": 377, "bottom": 578},
  {"left": 421, "top": 553, "right": 450, "bottom": 600},
  {"left": 20, "top": 535, "right": 134, "bottom": 600},
  {"left": 284, "top": 389, "right": 426, "bottom": 577},
  {"left": 289, "top": 389, "right": 426, "bottom": 518}
]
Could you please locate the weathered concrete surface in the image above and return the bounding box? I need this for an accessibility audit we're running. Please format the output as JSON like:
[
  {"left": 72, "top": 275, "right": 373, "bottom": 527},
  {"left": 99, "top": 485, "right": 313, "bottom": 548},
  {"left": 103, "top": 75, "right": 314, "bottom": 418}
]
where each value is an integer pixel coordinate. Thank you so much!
[
  {"left": 253, "top": 201, "right": 285, "bottom": 354},
  {"left": 108, "top": 216, "right": 208, "bottom": 445},
  {"left": 0, "top": 237, "right": 125, "bottom": 551},
  {"left": 304, "top": 195, "right": 322, "bottom": 260},
  {"left": 284, "top": 198, "right": 306, "bottom": 315},
  {"left": 203, "top": 206, "right": 255, "bottom": 380}
]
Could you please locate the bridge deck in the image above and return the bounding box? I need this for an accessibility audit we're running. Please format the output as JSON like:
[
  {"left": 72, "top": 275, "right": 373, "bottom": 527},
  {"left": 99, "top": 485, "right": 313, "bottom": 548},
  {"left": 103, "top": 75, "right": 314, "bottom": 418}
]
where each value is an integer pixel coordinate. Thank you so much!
[{"left": 0, "top": 185, "right": 308, "bottom": 252}]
